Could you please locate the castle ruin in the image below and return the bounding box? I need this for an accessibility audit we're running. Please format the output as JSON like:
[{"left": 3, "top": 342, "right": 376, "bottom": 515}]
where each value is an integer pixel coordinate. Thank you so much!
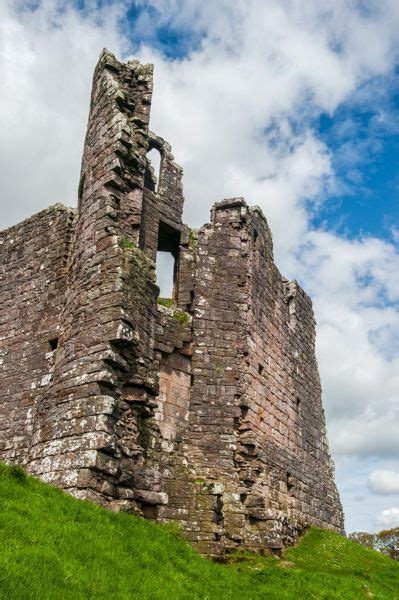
[{"left": 0, "top": 50, "right": 344, "bottom": 555}]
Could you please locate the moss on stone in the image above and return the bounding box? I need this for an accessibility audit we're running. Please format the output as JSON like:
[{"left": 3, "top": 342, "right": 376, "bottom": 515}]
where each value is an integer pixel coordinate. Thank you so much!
[
  {"left": 172, "top": 310, "right": 190, "bottom": 325},
  {"left": 188, "top": 229, "right": 198, "bottom": 249},
  {"left": 121, "top": 237, "right": 136, "bottom": 249},
  {"left": 157, "top": 297, "right": 174, "bottom": 308},
  {"left": 157, "top": 298, "right": 190, "bottom": 325}
]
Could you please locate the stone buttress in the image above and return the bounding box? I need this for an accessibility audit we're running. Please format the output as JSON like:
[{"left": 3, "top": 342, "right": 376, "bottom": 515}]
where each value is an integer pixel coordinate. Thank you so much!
[{"left": 0, "top": 50, "right": 344, "bottom": 555}]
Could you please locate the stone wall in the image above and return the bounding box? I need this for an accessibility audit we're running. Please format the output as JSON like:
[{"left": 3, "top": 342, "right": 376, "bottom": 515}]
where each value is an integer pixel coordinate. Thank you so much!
[
  {"left": 0, "top": 49, "right": 344, "bottom": 556},
  {"left": 0, "top": 205, "right": 74, "bottom": 466}
]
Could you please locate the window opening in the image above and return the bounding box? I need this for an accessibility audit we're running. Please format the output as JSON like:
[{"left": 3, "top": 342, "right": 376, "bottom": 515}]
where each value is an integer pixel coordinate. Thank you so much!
[
  {"left": 49, "top": 338, "right": 58, "bottom": 351},
  {"left": 145, "top": 147, "right": 162, "bottom": 193},
  {"left": 156, "top": 221, "right": 180, "bottom": 300},
  {"left": 156, "top": 251, "right": 175, "bottom": 298}
]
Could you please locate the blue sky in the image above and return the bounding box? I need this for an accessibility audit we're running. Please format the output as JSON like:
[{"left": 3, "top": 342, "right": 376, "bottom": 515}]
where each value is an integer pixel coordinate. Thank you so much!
[
  {"left": 124, "top": 2, "right": 206, "bottom": 58},
  {"left": 126, "top": 0, "right": 399, "bottom": 245},
  {"left": 1, "top": 0, "right": 399, "bottom": 534},
  {"left": 315, "top": 79, "right": 399, "bottom": 242}
]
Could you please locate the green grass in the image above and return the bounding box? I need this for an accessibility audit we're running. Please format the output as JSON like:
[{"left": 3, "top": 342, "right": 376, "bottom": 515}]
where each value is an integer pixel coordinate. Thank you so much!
[{"left": 1, "top": 463, "right": 399, "bottom": 599}]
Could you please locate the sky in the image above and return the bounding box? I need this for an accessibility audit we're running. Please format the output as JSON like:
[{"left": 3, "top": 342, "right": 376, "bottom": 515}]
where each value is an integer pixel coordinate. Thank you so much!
[{"left": 1, "top": 0, "right": 399, "bottom": 534}]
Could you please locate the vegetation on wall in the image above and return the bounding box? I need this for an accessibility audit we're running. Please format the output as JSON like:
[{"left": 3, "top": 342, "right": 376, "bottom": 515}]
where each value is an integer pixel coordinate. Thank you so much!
[
  {"left": 157, "top": 297, "right": 190, "bottom": 325},
  {"left": 121, "top": 237, "right": 137, "bottom": 249}
]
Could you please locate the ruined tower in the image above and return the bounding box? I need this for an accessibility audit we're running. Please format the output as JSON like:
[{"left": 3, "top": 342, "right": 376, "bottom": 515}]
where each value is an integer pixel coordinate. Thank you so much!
[{"left": 0, "top": 50, "right": 344, "bottom": 555}]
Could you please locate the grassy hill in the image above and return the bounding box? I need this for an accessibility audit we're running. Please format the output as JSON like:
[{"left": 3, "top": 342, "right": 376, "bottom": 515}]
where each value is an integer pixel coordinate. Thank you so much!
[{"left": 1, "top": 463, "right": 398, "bottom": 599}]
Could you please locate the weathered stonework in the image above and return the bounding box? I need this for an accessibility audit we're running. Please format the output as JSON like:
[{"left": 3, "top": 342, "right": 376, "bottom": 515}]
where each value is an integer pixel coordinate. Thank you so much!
[{"left": 0, "top": 50, "right": 344, "bottom": 555}]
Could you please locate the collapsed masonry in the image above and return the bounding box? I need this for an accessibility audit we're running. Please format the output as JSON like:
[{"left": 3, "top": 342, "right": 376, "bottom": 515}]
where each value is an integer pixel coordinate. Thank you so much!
[{"left": 0, "top": 50, "right": 344, "bottom": 555}]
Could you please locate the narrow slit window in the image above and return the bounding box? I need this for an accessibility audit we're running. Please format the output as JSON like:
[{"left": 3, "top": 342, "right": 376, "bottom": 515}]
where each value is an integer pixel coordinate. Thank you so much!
[
  {"left": 145, "top": 147, "right": 162, "bottom": 192},
  {"left": 156, "top": 221, "right": 180, "bottom": 300},
  {"left": 253, "top": 228, "right": 259, "bottom": 248},
  {"left": 156, "top": 251, "right": 175, "bottom": 298},
  {"left": 49, "top": 338, "right": 58, "bottom": 351}
]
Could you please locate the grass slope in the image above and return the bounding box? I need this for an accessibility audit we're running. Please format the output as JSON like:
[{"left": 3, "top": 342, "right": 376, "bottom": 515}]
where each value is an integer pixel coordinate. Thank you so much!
[{"left": 1, "top": 463, "right": 398, "bottom": 599}]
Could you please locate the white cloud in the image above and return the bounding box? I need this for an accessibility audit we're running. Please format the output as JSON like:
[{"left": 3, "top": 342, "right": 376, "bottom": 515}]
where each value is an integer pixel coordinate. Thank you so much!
[
  {"left": 392, "top": 226, "right": 399, "bottom": 244},
  {"left": 0, "top": 0, "right": 127, "bottom": 229},
  {"left": 378, "top": 507, "right": 399, "bottom": 529},
  {"left": 282, "top": 230, "right": 399, "bottom": 461},
  {"left": 368, "top": 470, "right": 399, "bottom": 495},
  {"left": 134, "top": 1, "right": 399, "bottom": 475},
  {"left": 1, "top": 0, "right": 399, "bottom": 533}
]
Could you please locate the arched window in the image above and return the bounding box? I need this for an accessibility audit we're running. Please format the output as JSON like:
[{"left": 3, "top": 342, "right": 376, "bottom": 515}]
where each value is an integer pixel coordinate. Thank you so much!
[{"left": 145, "top": 147, "right": 162, "bottom": 193}]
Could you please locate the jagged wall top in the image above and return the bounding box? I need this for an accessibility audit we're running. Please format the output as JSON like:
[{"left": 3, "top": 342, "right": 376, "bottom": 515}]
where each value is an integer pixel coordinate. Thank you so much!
[{"left": 0, "top": 49, "right": 344, "bottom": 557}]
